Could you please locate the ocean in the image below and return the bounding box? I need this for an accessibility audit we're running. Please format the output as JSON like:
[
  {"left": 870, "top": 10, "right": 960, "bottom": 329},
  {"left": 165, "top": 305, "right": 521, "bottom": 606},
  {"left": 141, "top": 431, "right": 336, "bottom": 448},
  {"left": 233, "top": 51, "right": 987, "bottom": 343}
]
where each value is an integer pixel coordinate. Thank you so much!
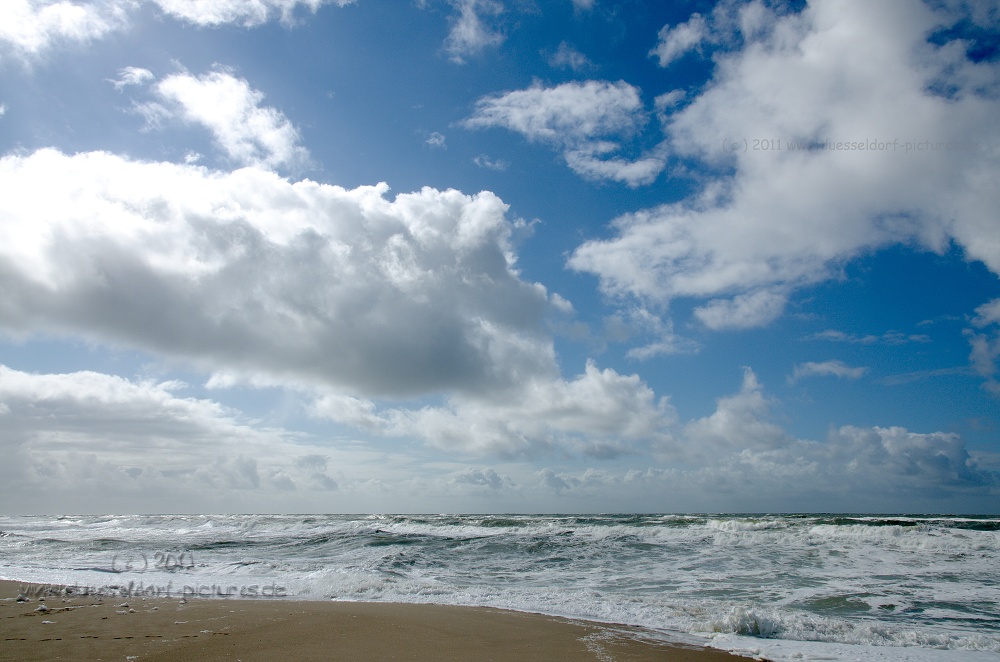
[{"left": 1, "top": 513, "right": 997, "bottom": 661}]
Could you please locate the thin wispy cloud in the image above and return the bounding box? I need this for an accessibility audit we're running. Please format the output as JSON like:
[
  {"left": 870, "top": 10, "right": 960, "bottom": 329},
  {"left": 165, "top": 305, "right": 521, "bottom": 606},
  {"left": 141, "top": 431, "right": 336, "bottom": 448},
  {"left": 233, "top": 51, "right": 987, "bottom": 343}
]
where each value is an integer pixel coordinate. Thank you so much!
[
  {"left": 444, "top": 0, "right": 505, "bottom": 64},
  {"left": 788, "top": 360, "right": 868, "bottom": 385},
  {"left": 806, "top": 329, "right": 932, "bottom": 345},
  {"left": 464, "top": 80, "right": 665, "bottom": 186},
  {"left": 473, "top": 154, "right": 507, "bottom": 170},
  {"left": 548, "top": 41, "right": 592, "bottom": 71}
]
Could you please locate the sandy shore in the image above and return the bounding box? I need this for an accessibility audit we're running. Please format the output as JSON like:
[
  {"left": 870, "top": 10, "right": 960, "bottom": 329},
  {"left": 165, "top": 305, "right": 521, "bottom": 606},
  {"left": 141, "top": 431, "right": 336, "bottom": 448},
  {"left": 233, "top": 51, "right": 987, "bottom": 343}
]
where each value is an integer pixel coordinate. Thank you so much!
[{"left": 1, "top": 580, "right": 750, "bottom": 661}]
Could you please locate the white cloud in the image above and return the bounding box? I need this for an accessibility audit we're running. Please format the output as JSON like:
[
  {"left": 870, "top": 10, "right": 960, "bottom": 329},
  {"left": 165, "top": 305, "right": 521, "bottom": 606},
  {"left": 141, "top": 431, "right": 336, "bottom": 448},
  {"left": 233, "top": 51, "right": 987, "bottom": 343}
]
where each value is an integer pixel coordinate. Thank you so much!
[
  {"left": 444, "top": 0, "right": 504, "bottom": 64},
  {"left": 654, "top": 90, "right": 686, "bottom": 122},
  {"left": 0, "top": 104, "right": 6, "bottom": 118},
  {"left": 649, "top": 12, "right": 707, "bottom": 67},
  {"left": 649, "top": 1, "right": 779, "bottom": 70},
  {"left": 968, "top": 331, "right": 1000, "bottom": 394},
  {"left": 548, "top": 41, "right": 591, "bottom": 71},
  {"left": 472, "top": 154, "right": 507, "bottom": 171},
  {"left": 450, "top": 467, "right": 508, "bottom": 490},
  {"left": 570, "top": 1, "right": 1000, "bottom": 330},
  {"left": 670, "top": 368, "right": 998, "bottom": 508},
  {"left": 465, "top": 79, "right": 644, "bottom": 143},
  {"left": 520, "top": 370, "right": 998, "bottom": 511},
  {"left": 110, "top": 66, "right": 154, "bottom": 90},
  {"left": 683, "top": 368, "right": 791, "bottom": 455},
  {"left": 606, "top": 307, "right": 699, "bottom": 360},
  {"left": 0, "top": 364, "right": 341, "bottom": 511},
  {"left": 570, "top": 0, "right": 593, "bottom": 11},
  {"left": 0, "top": 365, "right": 583, "bottom": 513},
  {"left": 0, "top": 0, "right": 130, "bottom": 62},
  {"left": 425, "top": 131, "right": 446, "bottom": 148},
  {"left": 312, "top": 360, "right": 677, "bottom": 458},
  {"left": 973, "top": 297, "right": 1000, "bottom": 327},
  {"left": 1, "top": 364, "right": 994, "bottom": 513},
  {"left": 693, "top": 289, "right": 787, "bottom": 330},
  {"left": 807, "top": 329, "right": 932, "bottom": 345},
  {"left": 789, "top": 360, "right": 867, "bottom": 384},
  {"left": 0, "top": 149, "right": 560, "bottom": 400},
  {"left": 967, "top": 297, "right": 1000, "bottom": 395},
  {"left": 0, "top": 0, "right": 353, "bottom": 62},
  {"left": 464, "top": 80, "right": 665, "bottom": 186},
  {"left": 148, "top": 0, "right": 354, "bottom": 27},
  {"left": 563, "top": 143, "right": 665, "bottom": 187},
  {"left": 139, "top": 70, "right": 308, "bottom": 169}
]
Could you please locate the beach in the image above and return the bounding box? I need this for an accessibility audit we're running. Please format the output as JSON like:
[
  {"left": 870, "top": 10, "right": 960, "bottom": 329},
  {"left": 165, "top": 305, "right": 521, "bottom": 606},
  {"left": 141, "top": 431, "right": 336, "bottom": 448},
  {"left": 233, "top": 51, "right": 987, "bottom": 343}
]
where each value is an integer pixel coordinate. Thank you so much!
[{"left": 1, "top": 580, "right": 749, "bottom": 661}]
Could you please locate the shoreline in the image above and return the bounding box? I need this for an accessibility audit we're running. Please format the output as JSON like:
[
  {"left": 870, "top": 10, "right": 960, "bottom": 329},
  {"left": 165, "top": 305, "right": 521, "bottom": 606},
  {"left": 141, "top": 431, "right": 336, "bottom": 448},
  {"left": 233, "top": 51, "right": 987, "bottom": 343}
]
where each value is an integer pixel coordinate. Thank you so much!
[{"left": 1, "top": 580, "right": 752, "bottom": 661}]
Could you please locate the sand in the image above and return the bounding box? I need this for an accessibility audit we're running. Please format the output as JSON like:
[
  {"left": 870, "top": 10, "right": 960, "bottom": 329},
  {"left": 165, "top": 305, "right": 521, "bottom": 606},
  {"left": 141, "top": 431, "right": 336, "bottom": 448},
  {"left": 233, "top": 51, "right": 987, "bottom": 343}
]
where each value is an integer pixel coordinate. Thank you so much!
[{"left": 1, "top": 580, "right": 750, "bottom": 661}]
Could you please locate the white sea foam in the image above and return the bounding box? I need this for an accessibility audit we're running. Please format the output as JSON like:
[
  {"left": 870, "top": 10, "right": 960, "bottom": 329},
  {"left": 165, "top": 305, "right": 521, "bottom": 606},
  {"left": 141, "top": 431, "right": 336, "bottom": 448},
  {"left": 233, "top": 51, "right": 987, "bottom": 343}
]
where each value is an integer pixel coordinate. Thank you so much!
[{"left": 1, "top": 514, "right": 997, "bottom": 661}]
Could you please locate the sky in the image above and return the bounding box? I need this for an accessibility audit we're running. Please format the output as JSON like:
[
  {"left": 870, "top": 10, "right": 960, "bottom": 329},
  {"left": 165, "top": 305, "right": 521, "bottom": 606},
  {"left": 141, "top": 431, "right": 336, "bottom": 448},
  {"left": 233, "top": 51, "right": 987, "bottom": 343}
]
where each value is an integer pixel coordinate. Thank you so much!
[{"left": 1, "top": 0, "right": 999, "bottom": 515}]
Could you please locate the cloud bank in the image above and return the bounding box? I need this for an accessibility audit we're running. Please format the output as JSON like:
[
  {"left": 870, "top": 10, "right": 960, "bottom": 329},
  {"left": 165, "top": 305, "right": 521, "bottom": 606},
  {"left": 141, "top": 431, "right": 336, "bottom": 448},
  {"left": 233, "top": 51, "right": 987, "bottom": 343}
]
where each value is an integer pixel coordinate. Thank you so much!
[
  {"left": 0, "top": 149, "right": 556, "bottom": 398},
  {"left": 2, "top": 364, "right": 994, "bottom": 513}
]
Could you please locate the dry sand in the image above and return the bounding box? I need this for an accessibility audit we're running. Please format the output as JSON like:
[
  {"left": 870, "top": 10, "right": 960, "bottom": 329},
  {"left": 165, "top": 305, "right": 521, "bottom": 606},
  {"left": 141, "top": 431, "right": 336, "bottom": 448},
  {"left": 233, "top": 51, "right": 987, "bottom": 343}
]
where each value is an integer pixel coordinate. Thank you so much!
[{"left": 1, "top": 580, "right": 750, "bottom": 661}]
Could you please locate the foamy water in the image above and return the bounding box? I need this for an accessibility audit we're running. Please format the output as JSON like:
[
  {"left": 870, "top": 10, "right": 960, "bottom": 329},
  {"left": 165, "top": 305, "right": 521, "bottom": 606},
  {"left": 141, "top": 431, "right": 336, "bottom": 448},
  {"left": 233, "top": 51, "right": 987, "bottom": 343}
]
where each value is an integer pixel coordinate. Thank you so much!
[{"left": 1, "top": 514, "right": 997, "bottom": 661}]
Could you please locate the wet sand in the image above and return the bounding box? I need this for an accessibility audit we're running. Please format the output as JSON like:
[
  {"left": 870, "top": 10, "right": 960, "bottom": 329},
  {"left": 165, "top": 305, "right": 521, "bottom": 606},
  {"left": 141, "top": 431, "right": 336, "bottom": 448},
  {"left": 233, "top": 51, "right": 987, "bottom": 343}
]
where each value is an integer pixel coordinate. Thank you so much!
[{"left": 1, "top": 580, "right": 750, "bottom": 661}]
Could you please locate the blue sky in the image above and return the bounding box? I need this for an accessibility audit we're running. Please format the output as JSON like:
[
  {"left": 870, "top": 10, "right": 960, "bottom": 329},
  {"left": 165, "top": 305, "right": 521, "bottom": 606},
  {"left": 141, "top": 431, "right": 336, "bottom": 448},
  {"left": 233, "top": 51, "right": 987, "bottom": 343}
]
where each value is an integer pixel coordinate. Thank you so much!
[{"left": 1, "top": 0, "right": 998, "bottom": 514}]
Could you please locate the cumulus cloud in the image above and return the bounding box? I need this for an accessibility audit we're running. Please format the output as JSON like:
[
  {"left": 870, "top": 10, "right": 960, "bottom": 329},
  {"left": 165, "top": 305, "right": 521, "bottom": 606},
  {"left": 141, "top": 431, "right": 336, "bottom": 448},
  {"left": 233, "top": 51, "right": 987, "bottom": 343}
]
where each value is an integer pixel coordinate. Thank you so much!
[
  {"left": 570, "top": 1, "right": 1000, "bottom": 330},
  {"left": 763, "top": 424, "right": 996, "bottom": 506},
  {"left": 1, "top": 363, "right": 994, "bottom": 513},
  {"left": 694, "top": 289, "right": 787, "bottom": 330},
  {"left": 534, "top": 429, "right": 997, "bottom": 513},
  {"left": 444, "top": 0, "right": 504, "bottom": 64},
  {"left": 0, "top": 149, "right": 562, "bottom": 400},
  {"left": 649, "top": 12, "right": 708, "bottom": 67},
  {"left": 451, "top": 467, "right": 507, "bottom": 489},
  {"left": 664, "top": 368, "right": 998, "bottom": 509},
  {"left": 134, "top": 69, "right": 308, "bottom": 169},
  {"left": 312, "top": 360, "right": 676, "bottom": 458},
  {"left": 464, "top": 80, "right": 665, "bottom": 186},
  {"left": 788, "top": 360, "right": 867, "bottom": 384},
  {"left": 0, "top": 0, "right": 129, "bottom": 61},
  {"left": 0, "top": 145, "right": 675, "bottom": 461},
  {"left": 425, "top": 131, "right": 446, "bottom": 148},
  {"left": 682, "top": 367, "right": 791, "bottom": 457}
]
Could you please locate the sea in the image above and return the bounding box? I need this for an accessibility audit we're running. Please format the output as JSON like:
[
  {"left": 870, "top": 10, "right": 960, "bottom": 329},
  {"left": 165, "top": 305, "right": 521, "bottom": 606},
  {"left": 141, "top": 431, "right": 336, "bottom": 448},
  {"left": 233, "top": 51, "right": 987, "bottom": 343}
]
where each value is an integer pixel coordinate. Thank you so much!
[{"left": 1, "top": 513, "right": 997, "bottom": 661}]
